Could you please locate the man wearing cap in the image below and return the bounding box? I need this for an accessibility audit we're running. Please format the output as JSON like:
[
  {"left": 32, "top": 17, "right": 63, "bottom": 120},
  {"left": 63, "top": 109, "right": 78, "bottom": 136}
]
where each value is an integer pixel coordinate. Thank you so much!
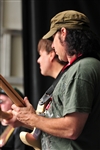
[{"left": 3, "top": 10, "right": 100, "bottom": 150}]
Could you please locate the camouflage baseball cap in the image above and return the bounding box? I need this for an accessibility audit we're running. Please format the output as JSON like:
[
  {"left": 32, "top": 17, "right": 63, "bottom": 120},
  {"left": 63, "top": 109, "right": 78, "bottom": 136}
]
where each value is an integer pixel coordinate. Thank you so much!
[{"left": 43, "top": 10, "right": 90, "bottom": 39}]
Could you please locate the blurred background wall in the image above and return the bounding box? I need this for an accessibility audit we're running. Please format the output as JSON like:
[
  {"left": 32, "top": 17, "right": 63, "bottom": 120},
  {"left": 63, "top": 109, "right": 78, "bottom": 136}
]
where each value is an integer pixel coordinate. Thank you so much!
[
  {"left": 0, "top": 0, "right": 100, "bottom": 109},
  {"left": 0, "top": 0, "right": 23, "bottom": 92}
]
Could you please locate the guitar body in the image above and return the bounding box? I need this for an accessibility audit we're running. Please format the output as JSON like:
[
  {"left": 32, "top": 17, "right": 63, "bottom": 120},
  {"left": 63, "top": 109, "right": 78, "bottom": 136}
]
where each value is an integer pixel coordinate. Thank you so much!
[
  {"left": 20, "top": 131, "right": 41, "bottom": 150},
  {"left": 20, "top": 99, "right": 50, "bottom": 150}
]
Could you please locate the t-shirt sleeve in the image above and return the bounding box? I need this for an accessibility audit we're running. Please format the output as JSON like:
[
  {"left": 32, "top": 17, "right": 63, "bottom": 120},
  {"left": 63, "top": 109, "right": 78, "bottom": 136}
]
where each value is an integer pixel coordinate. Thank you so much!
[{"left": 62, "top": 78, "right": 94, "bottom": 116}]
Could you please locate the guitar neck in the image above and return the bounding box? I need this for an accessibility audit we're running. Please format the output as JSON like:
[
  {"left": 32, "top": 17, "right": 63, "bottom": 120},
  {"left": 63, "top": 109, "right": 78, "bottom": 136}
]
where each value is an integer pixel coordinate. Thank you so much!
[
  {"left": 0, "top": 74, "right": 25, "bottom": 107},
  {"left": 0, "top": 108, "right": 13, "bottom": 120}
]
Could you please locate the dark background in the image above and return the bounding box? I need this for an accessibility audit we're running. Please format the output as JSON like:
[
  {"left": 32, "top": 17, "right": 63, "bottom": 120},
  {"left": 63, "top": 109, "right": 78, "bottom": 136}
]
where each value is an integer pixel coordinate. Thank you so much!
[{"left": 22, "top": 0, "right": 100, "bottom": 109}]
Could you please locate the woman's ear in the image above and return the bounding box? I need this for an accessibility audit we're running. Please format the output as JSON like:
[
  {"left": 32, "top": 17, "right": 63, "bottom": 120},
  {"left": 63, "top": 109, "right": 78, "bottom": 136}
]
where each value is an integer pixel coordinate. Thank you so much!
[{"left": 49, "top": 51, "right": 56, "bottom": 62}]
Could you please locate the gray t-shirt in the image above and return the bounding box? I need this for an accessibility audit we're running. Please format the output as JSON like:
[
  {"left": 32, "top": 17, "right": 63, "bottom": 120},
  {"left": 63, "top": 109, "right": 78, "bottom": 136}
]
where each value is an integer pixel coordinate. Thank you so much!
[{"left": 41, "top": 57, "right": 100, "bottom": 150}]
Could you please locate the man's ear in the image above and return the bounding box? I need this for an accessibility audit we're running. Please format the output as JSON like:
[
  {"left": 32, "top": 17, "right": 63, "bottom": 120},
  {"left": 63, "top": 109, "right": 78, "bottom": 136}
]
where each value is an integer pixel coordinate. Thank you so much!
[{"left": 60, "top": 27, "right": 67, "bottom": 41}]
